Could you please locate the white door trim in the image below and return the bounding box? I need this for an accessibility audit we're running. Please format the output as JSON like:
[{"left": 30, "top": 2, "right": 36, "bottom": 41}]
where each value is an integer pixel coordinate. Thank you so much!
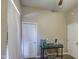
[{"left": 22, "top": 22, "right": 37, "bottom": 25}]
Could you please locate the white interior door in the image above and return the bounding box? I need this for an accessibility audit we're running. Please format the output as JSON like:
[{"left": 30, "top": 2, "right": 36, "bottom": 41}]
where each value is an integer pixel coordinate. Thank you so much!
[
  {"left": 68, "top": 23, "right": 78, "bottom": 59},
  {"left": 22, "top": 23, "right": 37, "bottom": 58}
]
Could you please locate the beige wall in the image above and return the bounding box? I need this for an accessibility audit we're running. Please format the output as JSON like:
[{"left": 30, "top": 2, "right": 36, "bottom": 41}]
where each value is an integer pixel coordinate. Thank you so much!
[
  {"left": 22, "top": 7, "right": 67, "bottom": 53},
  {"left": 1, "top": 0, "right": 8, "bottom": 58},
  {"left": 67, "top": 8, "right": 78, "bottom": 24},
  {"left": 1, "top": 0, "right": 21, "bottom": 59}
]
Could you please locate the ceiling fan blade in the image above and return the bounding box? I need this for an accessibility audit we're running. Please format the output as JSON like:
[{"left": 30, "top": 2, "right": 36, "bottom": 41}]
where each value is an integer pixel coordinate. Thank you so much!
[{"left": 58, "top": 0, "right": 63, "bottom": 5}]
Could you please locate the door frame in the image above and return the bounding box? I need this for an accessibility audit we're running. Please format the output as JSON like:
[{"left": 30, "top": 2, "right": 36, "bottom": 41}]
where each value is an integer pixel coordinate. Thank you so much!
[
  {"left": 22, "top": 22, "right": 37, "bottom": 25},
  {"left": 22, "top": 22, "right": 38, "bottom": 58}
]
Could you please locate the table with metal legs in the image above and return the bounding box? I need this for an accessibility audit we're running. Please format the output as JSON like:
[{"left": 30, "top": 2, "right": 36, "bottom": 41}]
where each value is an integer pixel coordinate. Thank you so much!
[{"left": 41, "top": 47, "right": 63, "bottom": 59}]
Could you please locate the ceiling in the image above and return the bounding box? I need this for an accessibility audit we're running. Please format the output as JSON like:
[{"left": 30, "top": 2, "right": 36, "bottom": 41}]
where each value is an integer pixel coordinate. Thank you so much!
[{"left": 21, "top": 0, "right": 78, "bottom": 11}]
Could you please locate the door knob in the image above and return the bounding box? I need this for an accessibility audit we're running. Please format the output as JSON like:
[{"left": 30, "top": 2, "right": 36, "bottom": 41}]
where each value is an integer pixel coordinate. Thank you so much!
[{"left": 76, "top": 42, "right": 78, "bottom": 45}]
